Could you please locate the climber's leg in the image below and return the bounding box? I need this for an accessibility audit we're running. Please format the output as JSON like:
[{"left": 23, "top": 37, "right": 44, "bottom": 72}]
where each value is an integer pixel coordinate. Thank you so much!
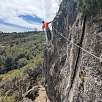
[
  {"left": 46, "top": 28, "right": 52, "bottom": 41},
  {"left": 44, "top": 30, "right": 48, "bottom": 43}
]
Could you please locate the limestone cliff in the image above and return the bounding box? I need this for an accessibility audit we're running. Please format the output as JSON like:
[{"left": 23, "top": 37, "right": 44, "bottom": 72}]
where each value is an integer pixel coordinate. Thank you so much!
[{"left": 44, "top": 0, "right": 102, "bottom": 102}]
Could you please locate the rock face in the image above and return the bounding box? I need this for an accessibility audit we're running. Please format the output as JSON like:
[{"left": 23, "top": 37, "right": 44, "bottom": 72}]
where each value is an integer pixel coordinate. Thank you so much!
[{"left": 44, "top": 0, "right": 102, "bottom": 102}]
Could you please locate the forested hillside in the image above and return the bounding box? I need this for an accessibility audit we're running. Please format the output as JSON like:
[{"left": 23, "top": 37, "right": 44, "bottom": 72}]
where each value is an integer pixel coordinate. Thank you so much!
[
  {"left": 0, "top": 31, "right": 44, "bottom": 74},
  {"left": 0, "top": 31, "right": 45, "bottom": 102}
]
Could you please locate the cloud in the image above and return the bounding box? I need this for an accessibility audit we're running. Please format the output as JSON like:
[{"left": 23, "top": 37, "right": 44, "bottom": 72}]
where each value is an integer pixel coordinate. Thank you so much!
[
  {"left": 19, "top": 15, "right": 42, "bottom": 24},
  {"left": 0, "top": 0, "right": 60, "bottom": 32}
]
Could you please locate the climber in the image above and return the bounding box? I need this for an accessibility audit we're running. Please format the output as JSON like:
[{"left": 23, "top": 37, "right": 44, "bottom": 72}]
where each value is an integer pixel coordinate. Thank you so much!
[{"left": 42, "top": 21, "right": 52, "bottom": 43}]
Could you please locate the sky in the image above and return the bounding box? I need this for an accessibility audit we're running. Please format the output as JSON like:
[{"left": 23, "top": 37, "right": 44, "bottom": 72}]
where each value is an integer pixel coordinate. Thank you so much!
[{"left": 0, "top": 0, "right": 61, "bottom": 32}]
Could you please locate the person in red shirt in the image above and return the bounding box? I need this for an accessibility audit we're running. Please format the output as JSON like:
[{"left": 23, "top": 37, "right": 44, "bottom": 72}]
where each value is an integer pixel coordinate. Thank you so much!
[{"left": 42, "top": 21, "right": 52, "bottom": 42}]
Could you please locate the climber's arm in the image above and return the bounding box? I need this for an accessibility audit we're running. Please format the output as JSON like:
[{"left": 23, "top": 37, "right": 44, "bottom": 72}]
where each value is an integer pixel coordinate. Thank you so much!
[{"left": 48, "top": 21, "right": 52, "bottom": 24}]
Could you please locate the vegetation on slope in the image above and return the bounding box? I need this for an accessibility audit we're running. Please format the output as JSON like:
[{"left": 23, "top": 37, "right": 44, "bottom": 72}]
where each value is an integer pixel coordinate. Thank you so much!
[
  {"left": 0, "top": 31, "right": 44, "bottom": 73},
  {"left": 0, "top": 31, "right": 45, "bottom": 102}
]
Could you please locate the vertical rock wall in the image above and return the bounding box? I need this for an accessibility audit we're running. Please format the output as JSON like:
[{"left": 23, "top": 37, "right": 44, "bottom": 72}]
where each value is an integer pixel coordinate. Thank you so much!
[{"left": 44, "top": 0, "right": 102, "bottom": 101}]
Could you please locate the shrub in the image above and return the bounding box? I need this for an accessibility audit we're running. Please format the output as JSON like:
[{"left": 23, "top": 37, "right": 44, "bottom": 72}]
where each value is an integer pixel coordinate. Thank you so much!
[
  {"left": 0, "top": 95, "right": 16, "bottom": 102},
  {"left": 17, "top": 58, "right": 27, "bottom": 68},
  {"left": 5, "top": 56, "right": 15, "bottom": 71}
]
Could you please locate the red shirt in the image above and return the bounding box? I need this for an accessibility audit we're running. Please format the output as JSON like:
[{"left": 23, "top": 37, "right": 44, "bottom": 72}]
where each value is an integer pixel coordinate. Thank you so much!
[{"left": 42, "top": 22, "right": 49, "bottom": 29}]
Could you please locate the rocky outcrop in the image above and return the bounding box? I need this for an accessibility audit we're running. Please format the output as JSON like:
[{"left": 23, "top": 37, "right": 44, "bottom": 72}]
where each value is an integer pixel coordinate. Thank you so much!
[{"left": 44, "top": 0, "right": 102, "bottom": 102}]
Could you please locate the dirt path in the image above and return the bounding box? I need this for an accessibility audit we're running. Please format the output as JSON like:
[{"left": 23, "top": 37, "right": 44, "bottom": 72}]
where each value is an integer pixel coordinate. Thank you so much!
[{"left": 34, "top": 84, "right": 50, "bottom": 102}]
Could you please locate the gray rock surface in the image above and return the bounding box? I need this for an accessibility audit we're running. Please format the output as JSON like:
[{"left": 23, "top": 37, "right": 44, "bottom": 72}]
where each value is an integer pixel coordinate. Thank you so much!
[{"left": 44, "top": 0, "right": 102, "bottom": 102}]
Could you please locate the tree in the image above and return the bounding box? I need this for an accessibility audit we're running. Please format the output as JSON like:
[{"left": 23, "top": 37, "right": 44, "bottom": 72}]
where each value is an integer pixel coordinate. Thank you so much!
[
  {"left": 17, "top": 58, "right": 27, "bottom": 68},
  {"left": 5, "top": 56, "right": 14, "bottom": 71}
]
